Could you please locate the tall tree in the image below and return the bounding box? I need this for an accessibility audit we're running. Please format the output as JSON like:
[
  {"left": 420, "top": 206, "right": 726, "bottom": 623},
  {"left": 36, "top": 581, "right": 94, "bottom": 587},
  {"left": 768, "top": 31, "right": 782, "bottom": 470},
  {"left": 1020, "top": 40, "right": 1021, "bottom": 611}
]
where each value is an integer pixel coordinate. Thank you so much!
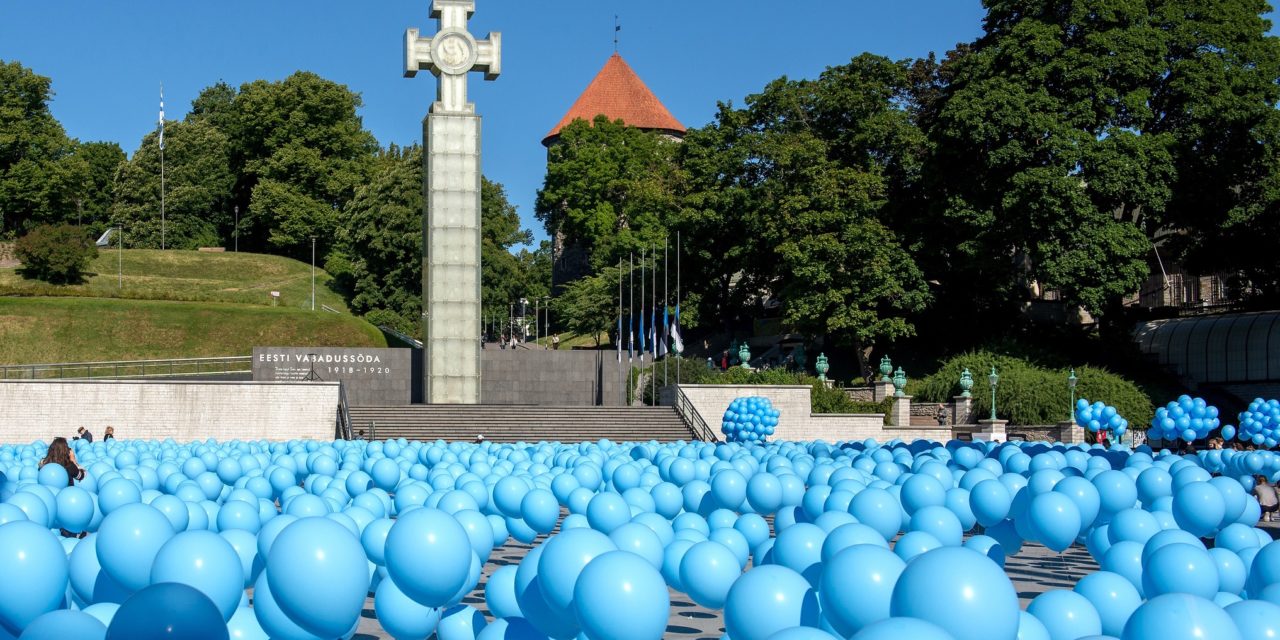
[
  {"left": 218, "top": 72, "right": 378, "bottom": 259},
  {"left": 679, "top": 54, "right": 932, "bottom": 368},
  {"left": 109, "top": 119, "right": 232, "bottom": 249},
  {"left": 328, "top": 144, "right": 536, "bottom": 333},
  {"left": 71, "top": 141, "right": 124, "bottom": 227},
  {"left": 535, "top": 116, "right": 681, "bottom": 279},
  {"left": 0, "top": 60, "right": 85, "bottom": 237}
]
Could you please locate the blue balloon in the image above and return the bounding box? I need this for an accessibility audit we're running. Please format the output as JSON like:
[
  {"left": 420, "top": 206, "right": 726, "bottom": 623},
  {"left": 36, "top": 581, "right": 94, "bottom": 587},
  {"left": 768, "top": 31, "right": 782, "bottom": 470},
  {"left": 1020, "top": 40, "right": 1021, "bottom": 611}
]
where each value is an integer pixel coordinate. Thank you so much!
[
  {"left": 1073, "top": 571, "right": 1141, "bottom": 637},
  {"left": 585, "top": 492, "right": 630, "bottom": 534},
  {"left": 536, "top": 527, "right": 616, "bottom": 615},
  {"left": 436, "top": 605, "right": 487, "bottom": 640},
  {"left": 224, "top": 607, "right": 268, "bottom": 640},
  {"left": 1120, "top": 593, "right": 1241, "bottom": 640},
  {"left": 819, "top": 544, "right": 906, "bottom": 637},
  {"left": 908, "top": 505, "right": 963, "bottom": 547},
  {"left": 724, "top": 565, "right": 820, "bottom": 640},
  {"left": 1171, "top": 483, "right": 1225, "bottom": 537},
  {"left": 1141, "top": 544, "right": 1218, "bottom": 600},
  {"left": 1028, "top": 492, "right": 1082, "bottom": 553},
  {"left": 773, "top": 523, "right": 826, "bottom": 585},
  {"left": 849, "top": 617, "right": 956, "bottom": 640},
  {"left": 848, "top": 489, "right": 902, "bottom": 541},
  {"left": 265, "top": 517, "right": 368, "bottom": 638},
  {"left": 679, "top": 541, "right": 740, "bottom": 609},
  {"left": 573, "top": 550, "right": 670, "bottom": 640},
  {"left": 19, "top": 610, "right": 107, "bottom": 640},
  {"left": 249, "top": 572, "right": 322, "bottom": 640},
  {"left": 484, "top": 565, "right": 520, "bottom": 620},
  {"left": 900, "top": 474, "right": 946, "bottom": 514},
  {"left": 519, "top": 488, "right": 559, "bottom": 534},
  {"left": 149, "top": 530, "right": 243, "bottom": 621},
  {"left": 96, "top": 503, "right": 176, "bottom": 592},
  {"left": 0, "top": 521, "right": 67, "bottom": 636},
  {"left": 1027, "top": 590, "right": 1101, "bottom": 640},
  {"left": 1107, "top": 509, "right": 1159, "bottom": 545},
  {"left": 105, "top": 582, "right": 229, "bottom": 640},
  {"left": 374, "top": 575, "right": 441, "bottom": 640},
  {"left": 384, "top": 508, "right": 473, "bottom": 607},
  {"left": 889, "top": 547, "right": 1019, "bottom": 640},
  {"left": 1225, "top": 600, "right": 1280, "bottom": 640},
  {"left": 970, "top": 479, "right": 1013, "bottom": 528},
  {"left": 1209, "top": 548, "right": 1247, "bottom": 596}
]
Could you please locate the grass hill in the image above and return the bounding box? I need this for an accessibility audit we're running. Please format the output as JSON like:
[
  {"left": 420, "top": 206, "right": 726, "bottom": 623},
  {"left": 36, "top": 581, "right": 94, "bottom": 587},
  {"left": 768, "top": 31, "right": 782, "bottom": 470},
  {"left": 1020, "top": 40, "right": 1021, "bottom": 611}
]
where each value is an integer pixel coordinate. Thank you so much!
[{"left": 0, "top": 250, "right": 386, "bottom": 365}]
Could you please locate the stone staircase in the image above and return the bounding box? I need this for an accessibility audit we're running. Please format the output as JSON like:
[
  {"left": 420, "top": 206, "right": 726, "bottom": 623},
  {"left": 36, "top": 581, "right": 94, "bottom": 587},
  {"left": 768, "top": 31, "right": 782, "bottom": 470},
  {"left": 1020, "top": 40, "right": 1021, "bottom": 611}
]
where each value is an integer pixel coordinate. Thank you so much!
[{"left": 345, "top": 405, "right": 701, "bottom": 443}]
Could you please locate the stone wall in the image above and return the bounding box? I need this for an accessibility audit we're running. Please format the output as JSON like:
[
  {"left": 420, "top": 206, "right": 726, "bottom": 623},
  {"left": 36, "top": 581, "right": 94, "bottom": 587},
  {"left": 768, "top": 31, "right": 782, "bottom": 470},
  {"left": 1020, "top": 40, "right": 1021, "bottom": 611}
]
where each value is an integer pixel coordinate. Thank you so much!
[
  {"left": 252, "top": 347, "right": 412, "bottom": 406},
  {"left": 480, "top": 349, "right": 627, "bottom": 406},
  {"left": 0, "top": 380, "right": 339, "bottom": 443},
  {"left": 675, "top": 384, "right": 888, "bottom": 442}
]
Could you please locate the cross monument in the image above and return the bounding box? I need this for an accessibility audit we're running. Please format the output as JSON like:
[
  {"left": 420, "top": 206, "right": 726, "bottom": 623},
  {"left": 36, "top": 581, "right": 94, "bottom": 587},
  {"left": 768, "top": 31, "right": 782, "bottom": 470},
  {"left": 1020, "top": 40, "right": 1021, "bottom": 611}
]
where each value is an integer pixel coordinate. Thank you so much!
[{"left": 405, "top": 0, "right": 501, "bottom": 403}]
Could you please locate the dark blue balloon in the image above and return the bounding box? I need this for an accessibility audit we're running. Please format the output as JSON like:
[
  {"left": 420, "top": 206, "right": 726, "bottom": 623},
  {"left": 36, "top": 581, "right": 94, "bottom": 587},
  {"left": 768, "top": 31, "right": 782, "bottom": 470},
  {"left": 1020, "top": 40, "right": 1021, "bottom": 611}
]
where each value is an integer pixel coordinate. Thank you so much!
[{"left": 105, "top": 582, "right": 229, "bottom": 640}]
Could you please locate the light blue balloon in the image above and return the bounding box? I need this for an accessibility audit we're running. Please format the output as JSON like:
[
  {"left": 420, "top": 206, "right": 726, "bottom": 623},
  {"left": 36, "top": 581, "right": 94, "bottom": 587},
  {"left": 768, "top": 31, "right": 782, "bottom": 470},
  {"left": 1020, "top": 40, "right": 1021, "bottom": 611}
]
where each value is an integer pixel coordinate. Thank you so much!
[
  {"left": 96, "top": 503, "right": 175, "bottom": 592},
  {"left": 225, "top": 606, "right": 268, "bottom": 640},
  {"left": 1209, "top": 548, "right": 1247, "bottom": 596},
  {"left": 1225, "top": 600, "right": 1280, "bottom": 640},
  {"left": 250, "top": 572, "right": 323, "bottom": 640},
  {"left": 54, "top": 486, "right": 93, "bottom": 534},
  {"left": 1028, "top": 492, "right": 1082, "bottom": 553},
  {"left": 848, "top": 488, "right": 901, "bottom": 540},
  {"left": 1171, "top": 483, "right": 1225, "bottom": 537},
  {"left": 772, "top": 523, "right": 825, "bottom": 585},
  {"left": 1027, "top": 590, "right": 1102, "bottom": 640},
  {"left": 513, "top": 545, "right": 579, "bottom": 639},
  {"left": 849, "top": 617, "right": 956, "bottom": 640},
  {"left": 384, "top": 508, "right": 472, "bottom": 607},
  {"left": 888, "top": 547, "right": 1019, "bottom": 640},
  {"left": 265, "top": 517, "right": 367, "bottom": 638},
  {"left": 18, "top": 609, "right": 107, "bottom": 640},
  {"left": 585, "top": 492, "right": 630, "bottom": 534},
  {"left": 1141, "top": 543, "right": 1218, "bottom": 600},
  {"left": 149, "top": 530, "right": 243, "bottom": 621},
  {"left": 819, "top": 544, "right": 906, "bottom": 637},
  {"left": 1073, "top": 572, "right": 1140, "bottom": 637},
  {"left": 0, "top": 521, "right": 67, "bottom": 636},
  {"left": 679, "top": 541, "right": 740, "bottom": 609},
  {"left": 724, "top": 565, "right": 820, "bottom": 640},
  {"left": 374, "top": 575, "right": 441, "bottom": 640},
  {"left": 900, "top": 474, "right": 946, "bottom": 514},
  {"left": 820, "top": 523, "right": 889, "bottom": 561},
  {"left": 963, "top": 535, "right": 1005, "bottom": 567},
  {"left": 1120, "top": 593, "right": 1241, "bottom": 640},
  {"left": 574, "top": 550, "right": 670, "bottom": 640},
  {"left": 436, "top": 605, "right": 487, "bottom": 640},
  {"left": 1107, "top": 509, "right": 1159, "bottom": 545},
  {"left": 536, "top": 527, "right": 616, "bottom": 615},
  {"left": 893, "top": 530, "right": 941, "bottom": 563},
  {"left": 484, "top": 565, "right": 520, "bottom": 620},
  {"left": 1017, "top": 610, "right": 1052, "bottom": 640},
  {"left": 519, "top": 488, "right": 559, "bottom": 534}
]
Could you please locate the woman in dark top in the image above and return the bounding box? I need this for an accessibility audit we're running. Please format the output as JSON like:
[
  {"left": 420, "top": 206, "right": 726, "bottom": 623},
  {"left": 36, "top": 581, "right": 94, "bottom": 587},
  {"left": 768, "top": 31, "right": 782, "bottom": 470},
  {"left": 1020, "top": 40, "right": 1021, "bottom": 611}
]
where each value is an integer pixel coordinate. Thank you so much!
[
  {"left": 103, "top": 426, "right": 115, "bottom": 440},
  {"left": 39, "top": 437, "right": 85, "bottom": 486}
]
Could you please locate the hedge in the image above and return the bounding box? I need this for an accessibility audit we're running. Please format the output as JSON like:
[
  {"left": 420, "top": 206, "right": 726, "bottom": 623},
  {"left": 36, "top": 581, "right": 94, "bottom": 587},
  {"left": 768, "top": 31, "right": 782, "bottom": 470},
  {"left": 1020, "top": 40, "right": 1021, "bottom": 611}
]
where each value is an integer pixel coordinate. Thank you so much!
[{"left": 914, "top": 350, "right": 1154, "bottom": 427}]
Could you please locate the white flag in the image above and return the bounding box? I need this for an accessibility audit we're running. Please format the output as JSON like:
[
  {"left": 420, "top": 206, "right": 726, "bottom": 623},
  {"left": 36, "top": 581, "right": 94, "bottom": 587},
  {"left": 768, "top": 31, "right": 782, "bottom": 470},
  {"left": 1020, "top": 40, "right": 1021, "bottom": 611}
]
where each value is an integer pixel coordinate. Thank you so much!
[{"left": 158, "top": 86, "right": 165, "bottom": 150}]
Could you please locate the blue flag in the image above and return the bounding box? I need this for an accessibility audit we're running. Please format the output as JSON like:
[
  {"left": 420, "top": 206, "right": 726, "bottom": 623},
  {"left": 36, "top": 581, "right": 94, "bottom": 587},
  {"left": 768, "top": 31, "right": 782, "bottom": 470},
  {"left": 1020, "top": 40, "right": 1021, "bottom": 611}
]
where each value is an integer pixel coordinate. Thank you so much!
[
  {"left": 649, "top": 306, "right": 657, "bottom": 358},
  {"left": 638, "top": 308, "right": 646, "bottom": 360},
  {"left": 670, "top": 304, "right": 684, "bottom": 355}
]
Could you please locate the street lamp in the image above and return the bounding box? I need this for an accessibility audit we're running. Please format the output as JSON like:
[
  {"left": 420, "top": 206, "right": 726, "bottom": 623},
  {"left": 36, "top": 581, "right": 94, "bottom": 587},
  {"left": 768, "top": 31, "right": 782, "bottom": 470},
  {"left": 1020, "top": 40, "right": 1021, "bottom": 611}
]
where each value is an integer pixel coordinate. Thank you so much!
[
  {"left": 1068, "top": 368, "right": 1078, "bottom": 421},
  {"left": 310, "top": 236, "right": 316, "bottom": 311},
  {"left": 988, "top": 366, "right": 999, "bottom": 421},
  {"left": 233, "top": 205, "right": 239, "bottom": 253}
]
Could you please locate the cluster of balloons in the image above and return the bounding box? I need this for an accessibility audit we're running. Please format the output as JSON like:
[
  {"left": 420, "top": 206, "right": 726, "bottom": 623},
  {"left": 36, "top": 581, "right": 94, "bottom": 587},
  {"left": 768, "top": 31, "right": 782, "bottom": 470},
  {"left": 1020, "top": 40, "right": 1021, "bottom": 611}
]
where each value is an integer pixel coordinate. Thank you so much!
[
  {"left": 1149, "top": 395, "right": 1220, "bottom": 443},
  {"left": 1233, "top": 398, "right": 1280, "bottom": 447},
  {"left": 721, "top": 396, "right": 780, "bottom": 443},
  {"left": 0, "top": 428, "right": 1279, "bottom": 638},
  {"left": 1074, "top": 399, "right": 1128, "bottom": 437}
]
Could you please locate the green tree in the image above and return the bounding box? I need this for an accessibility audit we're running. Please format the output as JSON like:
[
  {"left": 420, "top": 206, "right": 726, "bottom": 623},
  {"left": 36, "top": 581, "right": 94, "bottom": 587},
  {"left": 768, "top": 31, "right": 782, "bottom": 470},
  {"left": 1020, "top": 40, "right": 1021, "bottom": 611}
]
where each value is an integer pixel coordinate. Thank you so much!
[
  {"left": 922, "top": 0, "right": 1280, "bottom": 323},
  {"left": 109, "top": 119, "right": 232, "bottom": 249},
  {"left": 70, "top": 141, "right": 125, "bottom": 228},
  {"left": 216, "top": 72, "right": 378, "bottom": 259},
  {"left": 14, "top": 223, "right": 97, "bottom": 283},
  {"left": 329, "top": 144, "right": 535, "bottom": 333},
  {"left": 552, "top": 264, "right": 623, "bottom": 346},
  {"left": 535, "top": 116, "right": 681, "bottom": 277},
  {"left": 678, "top": 54, "right": 931, "bottom": 370},
  {"left": 0, "top": 60, "right": 85, "bottom": 237}
]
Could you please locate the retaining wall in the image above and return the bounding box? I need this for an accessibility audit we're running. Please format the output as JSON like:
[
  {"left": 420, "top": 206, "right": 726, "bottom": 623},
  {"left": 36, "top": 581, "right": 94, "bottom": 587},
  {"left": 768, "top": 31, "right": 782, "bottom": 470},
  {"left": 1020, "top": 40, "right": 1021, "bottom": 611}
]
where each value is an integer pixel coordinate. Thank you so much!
[{"left": 0, "top": 380, "right": 339, "bottom": 443}]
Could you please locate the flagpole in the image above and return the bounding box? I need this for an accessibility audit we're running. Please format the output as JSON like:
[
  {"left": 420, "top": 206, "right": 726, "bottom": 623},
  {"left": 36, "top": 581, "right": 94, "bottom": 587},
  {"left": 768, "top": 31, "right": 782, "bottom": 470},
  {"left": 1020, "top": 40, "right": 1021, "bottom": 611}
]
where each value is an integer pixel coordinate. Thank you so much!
[
  {"left": 617, "top": 258, "right": 623, "bottom": 405},
  {"left": 663, "top": 236, "right": 669, "bottom": 386},
  {"left": 159, "top": 83, "right": 166, "bottom": 251},
  {"left": 639, "top": 246, "right": 645, "bottom": 364},
  {"left": 676, "top": 230, "right": 682, "bottom": 385},
  {"left": 651, "top": 243, "right": 656, "bottom": 405},
  {"left": 629, "top": 251, "right": 634, "bottom": 371}
]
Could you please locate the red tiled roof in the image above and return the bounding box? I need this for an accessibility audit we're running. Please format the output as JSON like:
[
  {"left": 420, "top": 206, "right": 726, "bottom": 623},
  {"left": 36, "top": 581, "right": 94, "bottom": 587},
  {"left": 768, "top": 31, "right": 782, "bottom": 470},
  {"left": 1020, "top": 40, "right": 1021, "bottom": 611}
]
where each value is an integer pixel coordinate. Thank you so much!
[{"left": 542, "top": 53, "right": 686, "bottom": 146}]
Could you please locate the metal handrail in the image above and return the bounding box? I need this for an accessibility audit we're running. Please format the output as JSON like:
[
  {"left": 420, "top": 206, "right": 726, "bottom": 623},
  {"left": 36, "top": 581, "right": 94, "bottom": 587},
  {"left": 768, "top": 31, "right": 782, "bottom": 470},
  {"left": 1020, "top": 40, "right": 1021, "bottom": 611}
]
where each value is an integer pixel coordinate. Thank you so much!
[
  {"left": 336, "top": 382, "right": 354, "bottom": 440},
  {"left": 673, "top": 384, "right": 719, "bottom": 442},
  {"left": 0, "top": 355, "right": 252, "bottom": 380}
]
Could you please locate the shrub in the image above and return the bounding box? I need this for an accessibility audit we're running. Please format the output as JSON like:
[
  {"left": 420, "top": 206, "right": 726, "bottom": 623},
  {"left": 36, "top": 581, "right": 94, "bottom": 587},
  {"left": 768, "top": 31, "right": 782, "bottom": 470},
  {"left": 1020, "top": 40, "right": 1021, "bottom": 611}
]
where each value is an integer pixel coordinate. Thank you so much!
[
  {"left": 14, "top": 224, "right": 98, "bottom": 284},
  {"left": 914, "top": 350, "right": 1154, "bottom": 426},
  {"left": 638, "top": 362, "right": 872, "bottom": 414}
]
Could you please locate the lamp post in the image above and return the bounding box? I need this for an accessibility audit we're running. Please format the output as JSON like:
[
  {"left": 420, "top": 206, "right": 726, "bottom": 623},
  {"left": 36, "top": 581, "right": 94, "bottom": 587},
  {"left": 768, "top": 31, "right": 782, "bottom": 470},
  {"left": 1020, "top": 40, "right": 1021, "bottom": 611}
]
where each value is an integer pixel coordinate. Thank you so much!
[
  {"left": 233, "top": 205, "right": 239, "bottom": 253},
  {"left": 310, "top": 236, "right": 316, "bottom": 311},
  {"left": 1068, "top": 368, "right": 1078, "bottom": 421},
  {"left": 988, "top": 366, "right": 999, "bottom": 421}
]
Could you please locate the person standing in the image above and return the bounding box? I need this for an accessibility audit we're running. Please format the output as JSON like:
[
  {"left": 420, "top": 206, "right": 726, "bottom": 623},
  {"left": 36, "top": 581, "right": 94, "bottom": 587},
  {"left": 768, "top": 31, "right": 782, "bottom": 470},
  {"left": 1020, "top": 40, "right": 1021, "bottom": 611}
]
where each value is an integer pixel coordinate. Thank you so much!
[
  {"left": 103, "top": 426, "right": 115, "bottom": 441},
  {"left": 551, "top": 334, "right": 561, "bottom": 350},
  {"left": 1255, "top": 476, "right": 1278, "bottom": 522}
]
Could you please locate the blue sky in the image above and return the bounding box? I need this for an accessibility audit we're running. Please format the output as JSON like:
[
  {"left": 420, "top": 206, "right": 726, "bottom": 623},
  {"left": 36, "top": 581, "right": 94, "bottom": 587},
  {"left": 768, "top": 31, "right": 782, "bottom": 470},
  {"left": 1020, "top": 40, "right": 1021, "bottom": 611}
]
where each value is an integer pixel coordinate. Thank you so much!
[{"left": 0, "top": 1, "right": 1112, "bottom": 247}]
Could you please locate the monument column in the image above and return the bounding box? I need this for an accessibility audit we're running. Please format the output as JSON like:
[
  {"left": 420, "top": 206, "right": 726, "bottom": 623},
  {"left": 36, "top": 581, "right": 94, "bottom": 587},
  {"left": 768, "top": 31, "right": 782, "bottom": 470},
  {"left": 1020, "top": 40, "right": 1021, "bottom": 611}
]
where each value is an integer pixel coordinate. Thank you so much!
[{"left": 405, "top": 0, "right": 501, "bottom": 403}]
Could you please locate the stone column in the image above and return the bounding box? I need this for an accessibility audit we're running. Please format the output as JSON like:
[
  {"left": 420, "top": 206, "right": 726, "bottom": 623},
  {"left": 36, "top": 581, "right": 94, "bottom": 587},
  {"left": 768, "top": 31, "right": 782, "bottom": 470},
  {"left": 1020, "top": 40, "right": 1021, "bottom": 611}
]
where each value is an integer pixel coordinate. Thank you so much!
[
  {"left": 976, "top": 418, "right": 1008, "bottom": 442},
  {"left": 423, "top": 112, "right": 483, "bottom": 403},
  {"left": 1058, "top": 420, "right": 1087, "bottom": 444},
  {"left": 873, "top": 380, "right": 896, "bottom": 402},
  {"left": 950, "top": 396, "right": 973, "bottom": 426},
  {"left": 891, "top": 395, "right": 912, "bottom": 427}
]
